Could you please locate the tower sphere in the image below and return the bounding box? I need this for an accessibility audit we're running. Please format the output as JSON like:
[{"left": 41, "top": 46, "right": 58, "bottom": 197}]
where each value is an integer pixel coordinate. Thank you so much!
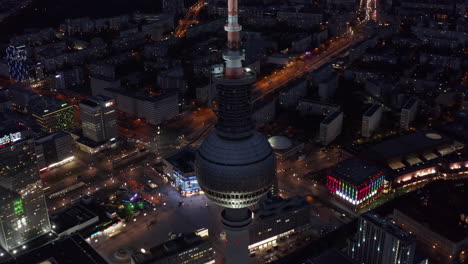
[{"left": 196, "top": 130, "right": 276, "bottom": 208}]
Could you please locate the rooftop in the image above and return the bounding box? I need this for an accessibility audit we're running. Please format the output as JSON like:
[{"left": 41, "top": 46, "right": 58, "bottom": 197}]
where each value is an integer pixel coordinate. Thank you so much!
[
  {"left": 131, "top": 232, "right": 210, "bottom": 264},
  {"left": 332, "top": 158, "right": 383, "bottom": 186},
  {"left": 255, "top": 196, "right": 310, "bottom": 220},
  {"left": 311, "top": 248, "right": 358, "bottom": 264},
  {"left": 50, "top": 204, "right": 98, "bottom": 235},
  {"left": 80, "top": 95, "right": 114, "bottom": 108},
  {"left": 2, "top": 234, "right": 108, "bottom": 264},
  {"left": 321, "top": 111, "right": 342, "bottom": 125},
  {"left": 362, "top": 212, "right": 415, "bottom": 243},
  {"left": 402, "top": 98, "right": 417, "bottom": 110},
  {"left": 28, "top": 97, "right": 71, "bottom": 116},
  {"left": 361, "top": 131, "right": 452, "bottom": 161},
  {"left": 163, "top": 146, "right": 196, "bottom": 174},
  {"left": 363, "top": 104, "right": 381, "bottom": 117},
  {"left": 393, "top": 180, "right": 468, "bottom": 243},
  {"left": 268, "top": 136, "right": 293, "bottom": 150}
]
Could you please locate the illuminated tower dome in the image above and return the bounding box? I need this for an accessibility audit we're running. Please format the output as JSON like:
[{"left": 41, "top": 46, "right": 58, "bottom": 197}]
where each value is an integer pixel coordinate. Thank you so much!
[{"left": 195, "top": 0, "right": 276, "bottom": 262}]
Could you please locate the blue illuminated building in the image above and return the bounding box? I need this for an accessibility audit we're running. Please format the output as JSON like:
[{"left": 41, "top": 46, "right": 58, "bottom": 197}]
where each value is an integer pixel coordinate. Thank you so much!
[
  {"left": 163, "top": 146, "right": 201, "bottom": 196},
  {"left": 6, "top": 45, "right": 29, "bottom": 82}
]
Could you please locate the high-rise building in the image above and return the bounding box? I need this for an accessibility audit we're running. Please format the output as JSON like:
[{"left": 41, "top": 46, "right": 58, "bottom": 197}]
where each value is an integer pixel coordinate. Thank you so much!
[
  {"left": 6, "top": 45, "right": 29, "bottom": 82},
  {"left": 320, "top": 111, "right": 343, "bottom": 145},
  {"left": 0, "top": 126, "right": 51, "bottom": 251},
  {"left": 400, "top": 98, "right": 418, "bottom": 130},
  {"left": 195, "top": 0, "right": 277, "bottom": 262},
  {"left": 362, "top": 104, "right": 382, "bottom": 138},
  {"left": 29, "top": 97, "right": 74, "bottom": 133},
  {"left": 35, "top": 132, "right": 74, "bottom": 172},
  {"left": 348, "top": 212, "right": 416, "bottom": 264},
  {"left": 79, "top": 95, "right": 118, "bottom": 143}
]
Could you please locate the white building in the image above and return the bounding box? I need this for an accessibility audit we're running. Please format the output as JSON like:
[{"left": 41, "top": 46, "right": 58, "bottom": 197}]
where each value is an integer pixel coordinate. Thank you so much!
[
  {"left": 320, "top": 111, "right": 343, "bottom": 145},
  {"left": 401, "top": 98, "right": 418, "bottom": 130},
  {"left": 79, "top": 95, "right": 118, "bottom": 143},
  {"left": 362, "top": 104, "right": 382, "bottom": 138},
  {"left": 102, "top": 88, "right": 179, "bottom": 125}
]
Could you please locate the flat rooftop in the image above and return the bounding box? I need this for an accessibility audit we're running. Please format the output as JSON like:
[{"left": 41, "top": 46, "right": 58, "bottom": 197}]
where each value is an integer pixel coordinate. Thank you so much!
[
  {"left": 28, "top": 97, "right": 71, "bottom": 116},
  {"left": 80, "top": 95, "right": 113, "bottom": 108},
  {"left": 2, "top": 234, "right": 108, "bottom": 264},
  {"left": 361, "top": 131, "right": 452, "bottom": 161},
  {"left": 364, "top": 104, "right": 381, "bottom": 117},
  {"left": 321, "top": 111, "right": 342, "bottom": 125},
  {"left": 393, "top": 180, "right": 468, "bottom": 243},
  {"left": 132, "top": 233, "right": 209, "bottom": 264},
  {"left": 402, "top": 98, "right": 417, "bottom": 110},
  {"left": 332, "top": 158, "right": 383, "bottom": 186},
  {"left": 164, "top": 146, "right": 196, "bottom": 174},
  {"left": 50, "top": 204, "right": 98, "bottom": 234},
  {"left": 311, "top": 248, "right": 357, "bottom": 264},
  {"left": 362, "top": 212, "right": 415, "bottom": 243}
]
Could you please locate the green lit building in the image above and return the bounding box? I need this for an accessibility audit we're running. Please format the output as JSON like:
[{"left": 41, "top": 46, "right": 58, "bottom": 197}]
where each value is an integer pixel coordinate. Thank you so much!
[
  {"left": 0, "top": 126, "right": 51, "bottom": 251},
  {"left": 29, "top": 97, "right": 74, "bottom": 133}
]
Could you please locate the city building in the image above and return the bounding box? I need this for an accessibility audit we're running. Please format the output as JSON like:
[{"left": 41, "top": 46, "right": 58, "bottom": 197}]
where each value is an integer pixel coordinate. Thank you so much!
[
  {"left": 362, "top": 104, "right": 382, "bottom": 138},
  {"left": 297, "top": 99, "right": 341, "bottom": 116},
  {"left": 52, "top": 66, "right": 84, "bottom": 91},
  {"left": 35, "top": 132, "right": 74, "bottom": 172},
  {"left": 348, "top": 212, "right": 417, "bottom": 264},
  {"left": 268, "top": 136, "right": 304, "bottom": 160},
  {"left": 157, "top": 67, "right": 188, "bottom": 95},
  {"left": 310, "top": 248, "right": 358, "bottom": 264},
  {"left": 194, "top": 0, "right": 277, "bottom": 262},
  {"left": 29, "top": 97, "right": 74, "bottom": 133},
  {"left": 345, "top": 131, "right": 462, "bottom": 188},
  {"left": 401, "top": 98, "right": 418, "bottom": 130},
  {"left": 327, "top": 158, "right": 385, "bottom": 208},
  {"left": 1, "top": 233, "right": 108, "bottom": 264},
  {"left": 49, "top": 203, "right": 99, "bottom": 237},
  {"left": 79, "top": 96, "right": 118, "bottom": 144},
  {"left": 0, "top": 126, "right": 51, "bottom": 251},
  {"left": 163, "top": 147, "right": 201, "bottom": 196},
  {"left": 90, "top": 76, "right": 121, "bottom": 96},
  {"left": 320, "top": 111, "right": 343, "bottom": 146},
  {"left": 252, "top": 98, "right": 276, "bottom": 128},
  {"left": 9, "top": 85, "right": 40, "bottom": 113},
  {"left": 249, "top": 196, "right": 312, "bottom": 252},
  {"left": 101, "top": 89, "right": 179, "bottom": 125},
  {"left": 392, "top": 180, "right": 468, "bottom": 262},
  {"left": 278, "top": 79, "right": 308, "bottom": 109},
  {"left": 6, "top": 45, "right": 29, "bottom": 82},
  {"left": 131, "top": 230, "right": 214, "bottom": 264}
]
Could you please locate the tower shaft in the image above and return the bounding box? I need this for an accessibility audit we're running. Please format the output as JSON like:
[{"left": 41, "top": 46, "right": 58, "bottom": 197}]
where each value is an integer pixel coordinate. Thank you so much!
[{"left": 223, "top": 0, "right": 244, "bottom": 79}]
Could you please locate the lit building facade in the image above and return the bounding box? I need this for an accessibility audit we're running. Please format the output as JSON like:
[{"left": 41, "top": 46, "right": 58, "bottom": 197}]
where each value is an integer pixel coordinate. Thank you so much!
[
  {"left": 35, "top": 132, "right": 74, "bottom": 172},
  {"left": 163, "top": 147, "right": 201, "bottom": 196},
  {"left": 79, "top": 95, "right": 118, "bottom": 143},
  {"left": 6, "top": 45, "right": 29, "bottom": 82},
  {"left": 348, "top": 213, "right": 417, "bottom": 264},
  {"left": 327, "top": 159, "right": 385, "bottom": 208},
  {"left": 29, "top": 98, "right": 74, "bottom": 133},
  {"left": 249, "top": 196, "right": 312, "bottom": 252},
  {"left": 131, "top": 230, "right": 214, "bottom": 264},
  {"left": 0, "top": 127, "right": 51, "bottom": 251}
]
